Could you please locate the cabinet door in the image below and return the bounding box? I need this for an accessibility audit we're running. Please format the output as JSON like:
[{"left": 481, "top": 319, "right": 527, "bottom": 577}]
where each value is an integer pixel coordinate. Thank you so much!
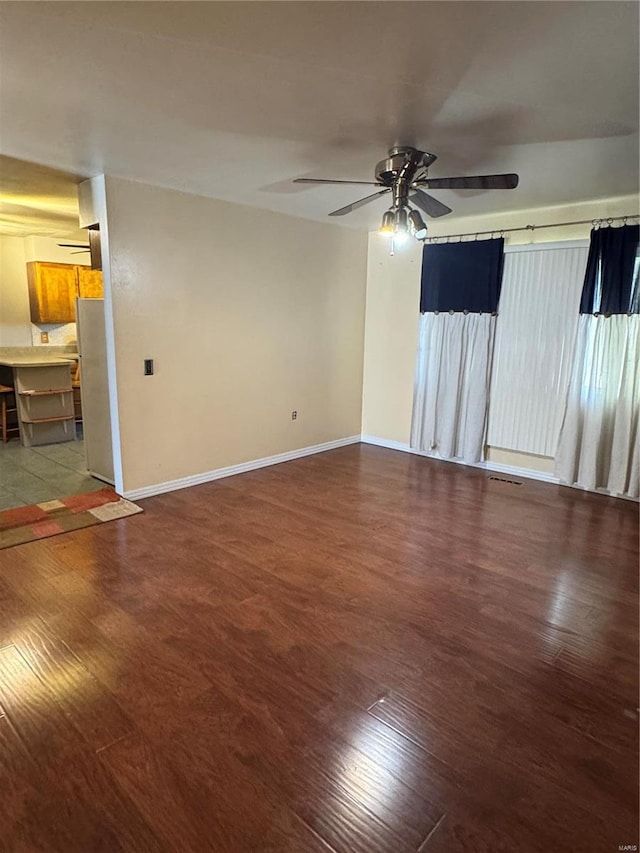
[
  {"left": 77, "top": 266, "right": 104, "bottom": 299},
  {"left": 26, "top": 262, "right": 77, "bottom": 323}
]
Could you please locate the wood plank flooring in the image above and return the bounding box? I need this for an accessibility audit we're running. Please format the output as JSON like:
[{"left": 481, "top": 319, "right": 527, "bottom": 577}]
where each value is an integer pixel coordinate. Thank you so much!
[{"left": 0, "top": 444, "right": 638, "bottom": 852}]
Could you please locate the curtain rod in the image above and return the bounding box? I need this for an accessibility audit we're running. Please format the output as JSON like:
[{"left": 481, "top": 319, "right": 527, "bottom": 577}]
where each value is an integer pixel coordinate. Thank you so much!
[{"left": 423, "top": 213, "right": 639, "bottom": 242}]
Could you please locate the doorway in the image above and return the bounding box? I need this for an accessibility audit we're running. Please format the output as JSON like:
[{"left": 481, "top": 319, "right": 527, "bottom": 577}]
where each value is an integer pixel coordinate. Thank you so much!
[{"left": 0, "top": 157, "right": 114, "bottom": 512}]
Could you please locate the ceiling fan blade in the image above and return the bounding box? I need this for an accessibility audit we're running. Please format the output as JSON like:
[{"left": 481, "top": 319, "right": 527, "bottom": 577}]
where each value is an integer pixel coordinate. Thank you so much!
[
  {"left": 420, "top": 173, "right": 519, "bottom": 190},
  {"left": 58, "top": 243, "right": 90, "bottom": 248},
  {"left": 411, "top": 189, "right": 452, "bottom": 219},
  {"left": 328, "top": 189, "right": 391, "bottom": 217},
  {"left": 422, "top": 152, "right": 438, "bottom": 168},
  {"left": 293, "top": 178, "right": 383, "bottom": 186}
]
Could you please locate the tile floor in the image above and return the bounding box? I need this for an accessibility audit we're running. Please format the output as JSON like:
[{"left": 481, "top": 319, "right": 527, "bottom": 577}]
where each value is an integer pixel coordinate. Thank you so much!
[{"left": 0, "top": 429, "right": 105, "bottom": 510}]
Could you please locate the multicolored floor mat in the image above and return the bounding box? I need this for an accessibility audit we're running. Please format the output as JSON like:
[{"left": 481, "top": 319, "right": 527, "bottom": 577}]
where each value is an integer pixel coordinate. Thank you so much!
[{"left": 0, "top": 488, "right": 143, "bottom": 549}]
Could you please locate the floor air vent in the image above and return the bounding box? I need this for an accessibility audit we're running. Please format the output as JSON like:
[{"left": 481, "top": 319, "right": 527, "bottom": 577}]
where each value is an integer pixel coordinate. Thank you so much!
[{"left": 488, "top": 476, "right": 523, "bottom": 486}]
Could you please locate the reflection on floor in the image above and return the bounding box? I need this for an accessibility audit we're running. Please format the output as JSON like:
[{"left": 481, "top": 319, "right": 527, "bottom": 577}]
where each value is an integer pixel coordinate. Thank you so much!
[{"left": 0, "top": 431, "right": 105, "bottom": 510}]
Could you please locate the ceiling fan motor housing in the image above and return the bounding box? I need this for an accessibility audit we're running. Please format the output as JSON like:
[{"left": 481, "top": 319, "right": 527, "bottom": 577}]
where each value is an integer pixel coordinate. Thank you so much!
[
  {"left": 375, "top": 147, "right": 420, "bottom": 187},
  {"left": 375, "top": 146, "right": 435, "bottom": 209}
]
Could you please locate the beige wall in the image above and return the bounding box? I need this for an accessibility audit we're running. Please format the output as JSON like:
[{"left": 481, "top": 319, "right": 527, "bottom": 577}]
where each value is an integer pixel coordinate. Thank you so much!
[
  {"left": 101, "top": 176, "right": 368, "bottom": 493},
  {"left": 361, "top": 195, "right": 639, "bottom": 473},
  {"left": 0, "top": 236, "right": 31, "bottom": 346},
  {"left": 361, "top": 236, "right": 422, "bottom": 444},
  {"left": 23, "top": 236, "right": 90, "bottom": 266}
]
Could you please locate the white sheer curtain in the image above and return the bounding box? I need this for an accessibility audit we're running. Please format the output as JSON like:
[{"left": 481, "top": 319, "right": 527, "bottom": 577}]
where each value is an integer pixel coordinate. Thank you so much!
[
  {"left": 411, "top": 312, "right": 496, "bottom": 463},
  {"left": 555, "top": 314, "right": 640, "bottom": 498}
]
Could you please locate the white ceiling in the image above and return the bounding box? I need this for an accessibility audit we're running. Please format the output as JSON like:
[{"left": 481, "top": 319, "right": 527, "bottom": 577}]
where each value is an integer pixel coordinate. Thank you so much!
[
  {"left": 0, "top": 1, "right": 638, "bottom": 231},
  {"left": 0, "top": 156, "right": 85, "bottom": 239}
]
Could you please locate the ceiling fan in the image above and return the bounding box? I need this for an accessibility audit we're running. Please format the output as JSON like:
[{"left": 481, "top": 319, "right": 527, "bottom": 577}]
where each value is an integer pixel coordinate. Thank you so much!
[
  {"left": 58, "top": 242, "right": 90, "bottom": 255},
  {"left": 294, "top": 146, "right": 519, "bottom": 244}
]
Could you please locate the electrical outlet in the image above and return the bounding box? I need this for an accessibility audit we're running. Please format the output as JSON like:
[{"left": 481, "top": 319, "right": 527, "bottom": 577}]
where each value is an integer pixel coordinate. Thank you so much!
[
  {"left": 40, "top": 331, "right": 49, "bottom": 344},
  {"left": 291, "top": 410, "right": 297, "bottom": 420}
]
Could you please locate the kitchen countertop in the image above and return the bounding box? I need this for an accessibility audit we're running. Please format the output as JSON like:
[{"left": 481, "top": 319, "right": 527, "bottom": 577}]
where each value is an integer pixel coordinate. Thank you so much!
[
  {"left": 0, "top": 346, "right": 78, "bottom": 368},
  {"left": 0, "top": 356, "right": 75, "bottom": 368}
]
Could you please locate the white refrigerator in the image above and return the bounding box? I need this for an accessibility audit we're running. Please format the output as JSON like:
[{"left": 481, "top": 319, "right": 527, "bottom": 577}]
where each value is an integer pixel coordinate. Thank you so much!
[{"left": 76, "top": 298, "right": 115, "bottom": 484}]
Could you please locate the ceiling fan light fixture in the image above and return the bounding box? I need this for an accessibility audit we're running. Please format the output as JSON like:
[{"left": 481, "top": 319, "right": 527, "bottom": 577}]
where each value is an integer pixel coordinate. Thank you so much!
[
  {"left": 379, "top": 209, "right": 395, "bottom": 235},
  {"left": 394, "top": 207, "right": 409, "bottom": 234},
  {"left": 409, "top": 209, "right": 428, "bottom": 240}
]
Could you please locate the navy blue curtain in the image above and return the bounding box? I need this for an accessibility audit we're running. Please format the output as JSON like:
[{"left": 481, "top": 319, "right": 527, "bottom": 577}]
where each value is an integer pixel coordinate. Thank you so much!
[
  {"left": 420, "top": 238, "right": 504, "bottom": 313},
  {"left": 580, "top": 225, "right": 639, "bottom": 314}
]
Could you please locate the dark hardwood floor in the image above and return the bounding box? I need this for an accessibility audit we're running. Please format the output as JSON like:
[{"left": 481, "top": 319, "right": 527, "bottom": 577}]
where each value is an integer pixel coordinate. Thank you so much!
[{"left": 0, "top": 444, "right": 638, "bottom": 852}]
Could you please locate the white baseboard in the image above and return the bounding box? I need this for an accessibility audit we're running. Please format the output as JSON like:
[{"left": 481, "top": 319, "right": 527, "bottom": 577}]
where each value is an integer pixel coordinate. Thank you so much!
[
  {"left": 359, "top": 435, "right": 413, "bottom": 455},
  {"left": 122, "top": 433, "right": 636, "bottom": 502},
  {"left": 360, "top": 434, "right": 559, "bottom": 484},
  {"left": 360, "top": 435, "right": 639, "bottom": 500},
  {"left": 123, "top": 435, "right": 361, "bottom": 501}
]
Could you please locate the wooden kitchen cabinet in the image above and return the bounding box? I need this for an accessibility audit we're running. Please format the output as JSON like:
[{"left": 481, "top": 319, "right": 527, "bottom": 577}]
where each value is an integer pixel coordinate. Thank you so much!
[
  {"left": 27, "top": 262, "right": 77, "bottom": 323},
  {"left": 26, "top": 262, "right": 104, "bottom": 323},
  {"left": 77, "top": 267, "right": 104, "bottom": 299}
]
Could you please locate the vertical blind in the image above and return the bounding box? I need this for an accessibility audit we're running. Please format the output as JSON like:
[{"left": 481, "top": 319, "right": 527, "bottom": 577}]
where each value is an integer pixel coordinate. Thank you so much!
[{"left": 487, "top": 242, "right": 589, "bottom": 457}]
